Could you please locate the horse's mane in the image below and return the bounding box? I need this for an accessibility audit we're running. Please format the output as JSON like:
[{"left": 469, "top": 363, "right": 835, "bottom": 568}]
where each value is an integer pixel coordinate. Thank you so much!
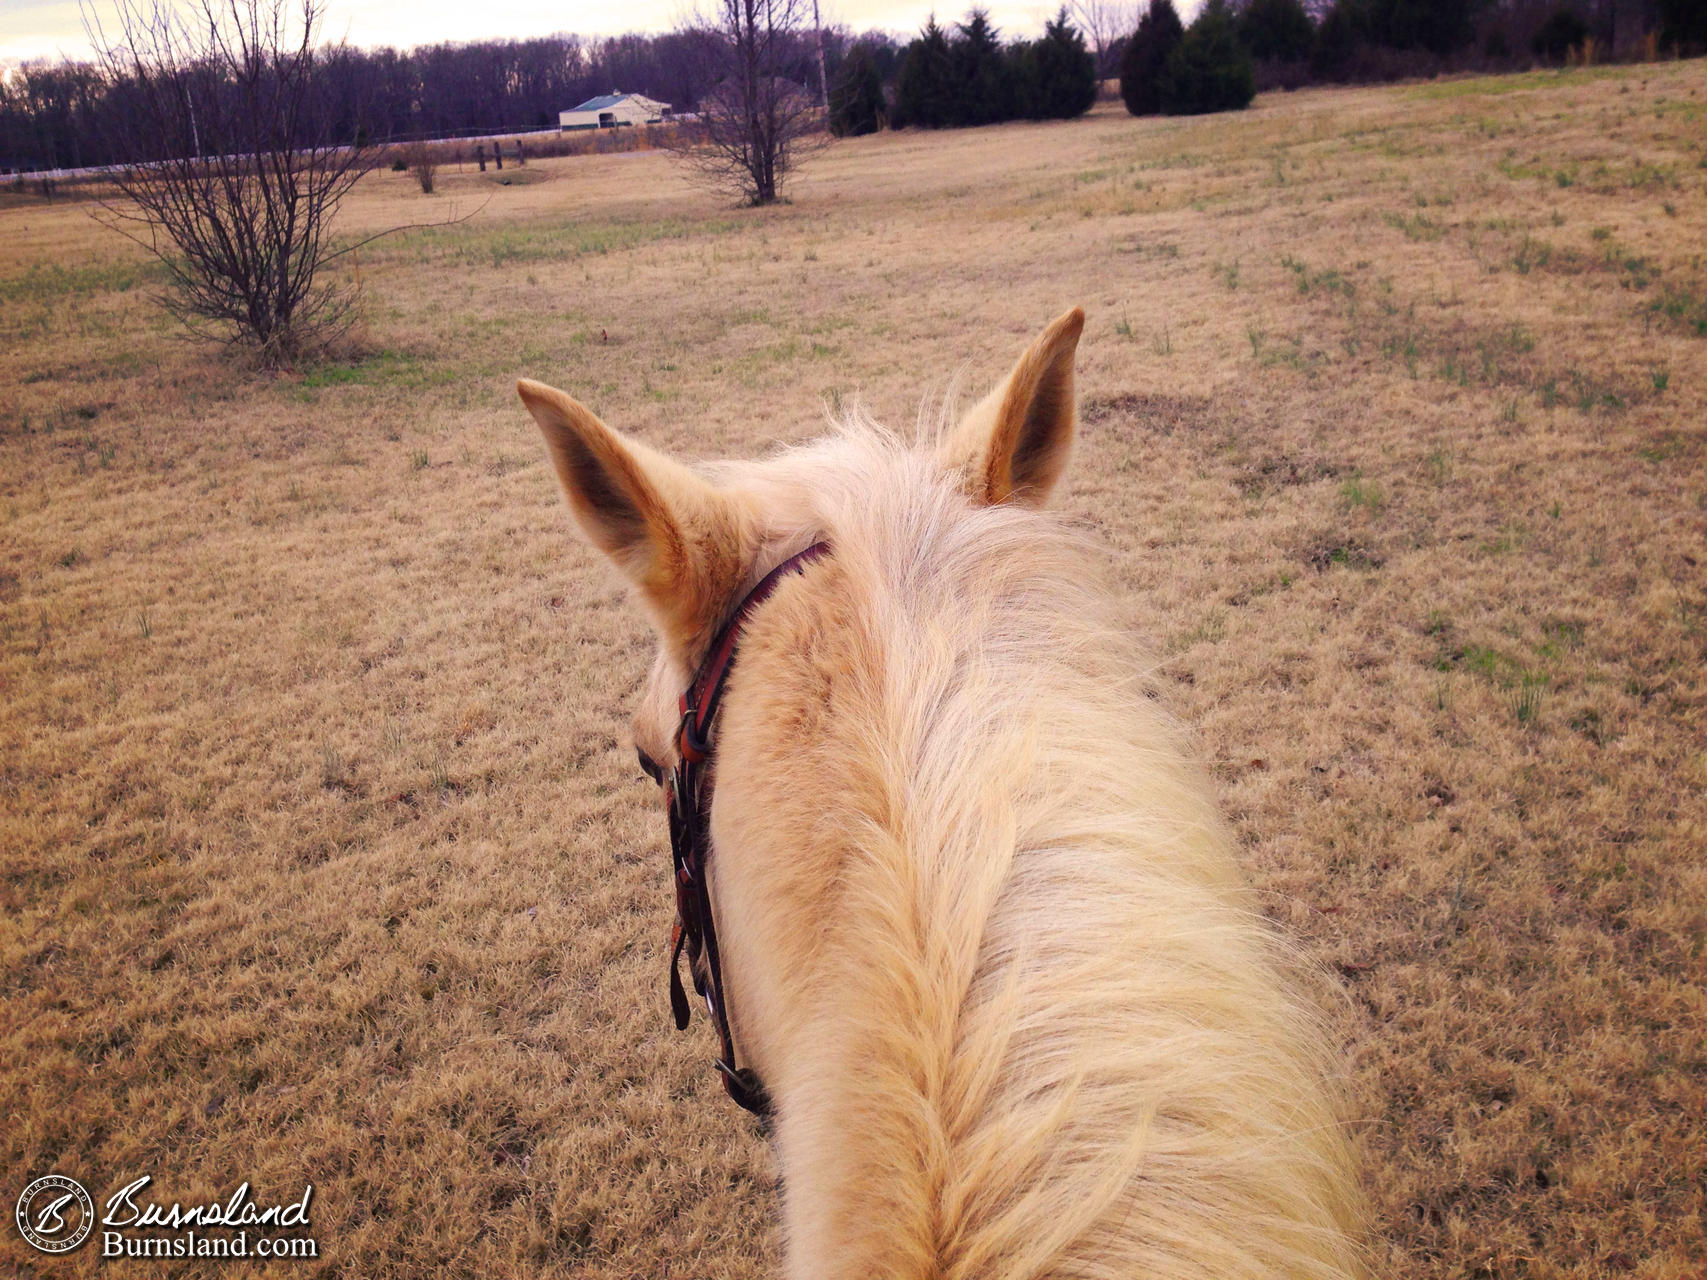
[{"left": 716, "top": 421, "right": 1367, "bottom": 1279}]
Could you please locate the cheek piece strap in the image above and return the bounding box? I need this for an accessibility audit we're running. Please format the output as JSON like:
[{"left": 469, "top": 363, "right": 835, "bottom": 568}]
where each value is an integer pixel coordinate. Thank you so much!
[{"left": 654, "top": 541, "right": 832, "bottom": 1121}]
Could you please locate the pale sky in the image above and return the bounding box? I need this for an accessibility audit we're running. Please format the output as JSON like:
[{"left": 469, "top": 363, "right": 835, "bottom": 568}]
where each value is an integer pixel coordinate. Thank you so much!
[{"left": 2, "top": 0, "right": 1185, "bottom": 65}]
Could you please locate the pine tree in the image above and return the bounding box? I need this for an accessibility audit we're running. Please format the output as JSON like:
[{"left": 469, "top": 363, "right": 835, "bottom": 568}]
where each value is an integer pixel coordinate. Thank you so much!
[
  {"left": 1239, "top": 0, "right": 1316, "bottom": 63},
  {"left": 1658, "top": 0, "right": 1707, "bottom": 51},
  {"left": 1018, "top": 8, "right": 1098, "bottom": 120},
  {"left": 894, "top": 17, "right": 955, "bottom": 127},
  {"left": 830, "top": 44, "right": 886, "bottom": 136},
  {"left": 1119, "top": 0, "right": 1184, "bottom": 117},
  {"left": 1530, "top": 8, "right": 1588, "bottom": 62},
  {"left": 1159, "top": 0, "right": 1255, "bottom": 115},
  {"left": 1360, "top": 0, "right": 1485, "bottom": 56},
  {"left": 1311, "top": 0, "right": 1361, "bottom": 78},
  {"left": 952, "top": 9, "right": 1014, "bottom": 126}
]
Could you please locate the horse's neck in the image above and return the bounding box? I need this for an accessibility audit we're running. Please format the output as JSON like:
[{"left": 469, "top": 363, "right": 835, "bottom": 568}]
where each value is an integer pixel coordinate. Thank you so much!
[
  {"left": 712, "top": 530, "right": 1124, "bottom": 1278},
  {"left": 748, "top": 715, "right": 1361, "bottom": 1280},
  {"left": 715, "top": 508, "right": 1363, "bottom": 1279}
]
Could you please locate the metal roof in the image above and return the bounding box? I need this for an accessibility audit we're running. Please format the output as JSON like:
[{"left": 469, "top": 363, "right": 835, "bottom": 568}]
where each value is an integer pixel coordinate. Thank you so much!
[{"left": 566, "top": 94, "right": 630, "bottom": 112}]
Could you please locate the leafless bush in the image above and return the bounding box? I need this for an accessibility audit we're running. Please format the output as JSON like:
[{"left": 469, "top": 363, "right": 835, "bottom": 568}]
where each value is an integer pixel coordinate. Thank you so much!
[
  {"left": 86, "top": 0, "right": 408, "bottom": 366},
  {"left": 406, "top": 144, "right": 438, "bottom": 194}
]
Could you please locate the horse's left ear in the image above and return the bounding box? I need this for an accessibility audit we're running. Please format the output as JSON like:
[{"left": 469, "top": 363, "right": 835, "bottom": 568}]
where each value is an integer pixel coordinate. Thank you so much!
[{"left": 940, "top": 306, "right": 1084, "bottom": 507}]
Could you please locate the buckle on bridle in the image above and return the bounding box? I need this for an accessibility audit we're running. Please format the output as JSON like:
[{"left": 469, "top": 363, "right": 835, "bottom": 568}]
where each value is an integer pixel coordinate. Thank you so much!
[
  {"left": 678, "top": 706, "right": 712, "bottom": 764},
  {"left": 715, "top": 1059, "right": 771, "bottom": 1118}
]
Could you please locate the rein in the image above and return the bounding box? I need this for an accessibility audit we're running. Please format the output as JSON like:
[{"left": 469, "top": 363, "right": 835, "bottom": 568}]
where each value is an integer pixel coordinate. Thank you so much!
[{"left": 647, "top": 541, "right": 832, "bottom": 1119}]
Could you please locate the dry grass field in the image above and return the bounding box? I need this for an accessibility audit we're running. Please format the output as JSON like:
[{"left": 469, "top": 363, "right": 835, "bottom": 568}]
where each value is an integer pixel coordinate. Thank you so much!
[{"left": 3, "top": 61, "right": 1705, "bottom": 1280}]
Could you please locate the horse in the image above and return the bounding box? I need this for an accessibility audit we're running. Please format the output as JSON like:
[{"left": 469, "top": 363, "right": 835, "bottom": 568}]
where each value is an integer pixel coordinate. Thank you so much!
[{"left": 517, "top": 308, "right": 1368, "bottom": 1279}]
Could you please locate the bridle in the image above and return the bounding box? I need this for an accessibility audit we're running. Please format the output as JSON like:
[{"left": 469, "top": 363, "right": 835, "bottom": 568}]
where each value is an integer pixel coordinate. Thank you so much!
[{"left": 635, "top": 541, "right": 833, "bottom": 1119}]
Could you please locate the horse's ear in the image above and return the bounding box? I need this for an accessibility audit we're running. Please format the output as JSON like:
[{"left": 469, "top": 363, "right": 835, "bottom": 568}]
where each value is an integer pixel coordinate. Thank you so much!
[
  {"left": 518, "top": 379, "right": 749, "bottom": 653},
  {"left": 940, "top": 306, "right": 1085, "bottom": 507}
]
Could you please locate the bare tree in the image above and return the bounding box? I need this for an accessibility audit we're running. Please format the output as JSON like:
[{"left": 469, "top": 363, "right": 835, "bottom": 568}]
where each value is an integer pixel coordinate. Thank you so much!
[
  {"left": 85, "top": 0, "right": 392, "bottom": 364},
  {"left": 670, "top": 0, "right": 826, "bottom": 206},
  {"left": 1071, "top": 0, "right": 1141, "bottom": 77},
  {"left": 405, "top": 143, "right": 438, "bottom": 194}
]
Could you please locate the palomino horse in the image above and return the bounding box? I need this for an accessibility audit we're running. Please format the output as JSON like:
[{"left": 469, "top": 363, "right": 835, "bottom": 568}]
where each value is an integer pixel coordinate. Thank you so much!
[{"left": 518, "top": 309, "right": 1367, "bottom": 1279}]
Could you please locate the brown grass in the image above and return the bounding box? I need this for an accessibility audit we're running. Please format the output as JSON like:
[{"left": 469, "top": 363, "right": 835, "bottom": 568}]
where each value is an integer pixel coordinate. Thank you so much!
[{"left": 3, "top": 62, "right": 1704, "bottom": 1279}]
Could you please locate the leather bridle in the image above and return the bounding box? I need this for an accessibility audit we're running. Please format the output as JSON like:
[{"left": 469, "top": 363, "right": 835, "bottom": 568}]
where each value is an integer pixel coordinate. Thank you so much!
[{"left": 635, "top": 541, "right": 832, "bottom": 1119}]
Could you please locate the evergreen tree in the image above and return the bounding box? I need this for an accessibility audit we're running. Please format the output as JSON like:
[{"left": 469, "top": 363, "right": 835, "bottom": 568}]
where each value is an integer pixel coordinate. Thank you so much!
[
  {"left": 952, "top": 9, "right": 1015, "bottom": 126},
  {"left": 1310, "top": 0, "right": 1361, "bottom": 77},
  {"left": 1531, "top": 7, "right": 1588, "bottom": 61},
  {"left": 1360, "top": 0, "right": 1485, "bottom": 56},
  {"left": 1658, "top": 0, "right": 1707, "bottom": 51},
  {"left": 894, "top": 17, "right": 955, "bottom": 127},
  {"left": 1159, "top": 0, "right": 1255, "bottom": 115},
  {"left": 1018, "top": 8, "right": 1098, "bottom": 120},
  {"left": 830, "top": 44, "right": 886, "bottom": 135},
  {"left": 892, "top": 5, "right": 1097, "bottom": 132},
  {"left": 1119, "top": 0, "right": 1184, "bottom": 117},
  {"left": 1239, "top": 0, "right": 1316, "bottom": 62}
]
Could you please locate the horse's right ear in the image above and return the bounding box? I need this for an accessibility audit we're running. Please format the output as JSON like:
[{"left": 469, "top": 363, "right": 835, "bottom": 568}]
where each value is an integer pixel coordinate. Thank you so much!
[
  {"left": 518, "top": 379, "right": 750, "bottom": 654},
  {"left": 939, "top": 307, "right": 1084, "bottom": 508}
]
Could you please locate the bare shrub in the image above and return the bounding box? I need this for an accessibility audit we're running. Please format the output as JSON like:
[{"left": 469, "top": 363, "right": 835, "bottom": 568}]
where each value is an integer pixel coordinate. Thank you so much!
[
  {"left": 406, "top": 145, "right": 438, "bottom": 194},
  {"left": 87, "top": 0, "right": 389, "bottom": 365}
]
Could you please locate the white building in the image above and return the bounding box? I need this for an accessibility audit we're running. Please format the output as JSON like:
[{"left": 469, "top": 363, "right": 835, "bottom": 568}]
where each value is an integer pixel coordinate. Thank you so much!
[{"left": 558, "top": 93, "right": 673, "bottom": 131}]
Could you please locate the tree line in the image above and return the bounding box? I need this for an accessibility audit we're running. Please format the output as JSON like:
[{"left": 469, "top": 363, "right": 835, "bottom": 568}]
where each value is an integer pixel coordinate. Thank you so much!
[
  {"left": 862, "top": 8, "right": 1097, "bottom": 132},
  {"left": 1, "top": 26, "right": 862, "bottom": 173},
  {"left": 7, "top": 0, "right": 1704, "bottom": 172},
  {"left": 2, "top": 7, "right": 1105, "bottom": 173},
  {"left": 1120, "top": 0, "right": 1705, "bottom": 119}
]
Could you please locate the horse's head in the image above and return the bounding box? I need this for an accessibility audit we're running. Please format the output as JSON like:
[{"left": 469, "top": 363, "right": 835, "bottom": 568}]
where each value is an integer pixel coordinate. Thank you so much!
[
  {"left": 517, "top": 308, "right": 1085, "bottom": 783},
  {"left": 514, "top": 309, "right": 1082, "bottom": 1112}
]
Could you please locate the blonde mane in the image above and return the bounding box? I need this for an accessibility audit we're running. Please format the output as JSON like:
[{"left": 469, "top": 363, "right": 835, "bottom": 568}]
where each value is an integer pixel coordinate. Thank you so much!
[
  {"left": 712, "top": 427, "right": 1365, "bottom": 1279},
  {"left": 518, "top": 310, "right": 1367, "bottom": 1279}
]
